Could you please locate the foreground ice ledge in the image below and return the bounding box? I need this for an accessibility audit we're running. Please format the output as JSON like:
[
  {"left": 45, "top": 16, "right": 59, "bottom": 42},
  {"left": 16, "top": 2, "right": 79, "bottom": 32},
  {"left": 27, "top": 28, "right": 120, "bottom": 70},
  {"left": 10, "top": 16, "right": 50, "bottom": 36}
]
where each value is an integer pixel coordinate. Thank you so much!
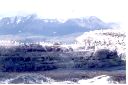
[
  {"left": 78, "top": 75, "right": 118, "bottom": 84},
  {"left": 0, "top": 74, "right": 118, "bottom": 84}
]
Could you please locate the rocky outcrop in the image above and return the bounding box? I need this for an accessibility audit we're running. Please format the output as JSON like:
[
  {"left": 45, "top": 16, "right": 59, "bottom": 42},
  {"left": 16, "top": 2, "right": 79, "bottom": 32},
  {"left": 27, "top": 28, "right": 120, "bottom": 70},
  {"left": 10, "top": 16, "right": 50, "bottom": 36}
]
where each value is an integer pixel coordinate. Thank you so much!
[
  {"left": 15, "top": 44, "right": 73, "bottom": 52},
  {"left": 0, "top": 45, "right": 125, "bottom": 72}
]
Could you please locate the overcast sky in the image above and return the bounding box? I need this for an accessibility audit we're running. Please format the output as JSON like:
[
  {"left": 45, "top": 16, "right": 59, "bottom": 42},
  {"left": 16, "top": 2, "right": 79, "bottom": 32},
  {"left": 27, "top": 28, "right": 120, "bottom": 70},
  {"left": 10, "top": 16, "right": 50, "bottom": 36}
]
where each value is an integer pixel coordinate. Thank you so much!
[{"left": 0, "top": 0, "right": 127, "bottom": 29}]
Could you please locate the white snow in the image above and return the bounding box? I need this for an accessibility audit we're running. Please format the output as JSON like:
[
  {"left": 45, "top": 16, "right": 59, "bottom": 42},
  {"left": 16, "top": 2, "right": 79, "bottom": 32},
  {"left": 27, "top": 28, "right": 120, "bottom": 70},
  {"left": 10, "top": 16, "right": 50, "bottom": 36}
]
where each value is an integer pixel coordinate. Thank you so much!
[
  {"left": 0, "top": 75, "right": 117, "bottom": 84},
  {"left": 16, "top": 18, "right": 22, "bottom": 24},
  {"left": 76, "top": 29, "right": 126, "bottom": 56},
  {"left": 78, "top": 75, "right": 118, "bottom": 84},
  {"left": 0, "top": 40, "right": 20, "bottom": 47}
]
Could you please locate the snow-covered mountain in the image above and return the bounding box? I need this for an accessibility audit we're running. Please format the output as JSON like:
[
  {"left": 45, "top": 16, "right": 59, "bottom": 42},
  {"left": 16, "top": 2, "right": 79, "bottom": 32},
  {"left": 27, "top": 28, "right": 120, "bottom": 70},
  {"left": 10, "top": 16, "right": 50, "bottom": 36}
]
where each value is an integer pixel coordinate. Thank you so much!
[
  {"left": 0, "top": 15, "right": 115, "bottom": 36},
  {"left": 76, "top": 29, "right": 126, "bottom": 60},
  {"left": 0, "top": 21, "right": 125, "bottom": 84}
]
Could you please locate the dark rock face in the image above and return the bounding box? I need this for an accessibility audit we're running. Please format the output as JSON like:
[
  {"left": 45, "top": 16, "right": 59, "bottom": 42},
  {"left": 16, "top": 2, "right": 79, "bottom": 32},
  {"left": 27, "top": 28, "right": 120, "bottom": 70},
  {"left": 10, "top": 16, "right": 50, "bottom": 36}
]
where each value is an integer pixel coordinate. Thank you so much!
[
  {"left": 0, "top": 45, "right": 125, "bottom": 72},
  {"left": 93, "top": 49, "right": 118, "bottom": 59},
  {"left": 15, "top": 44, "right": 73, "bottom": 52},
  {"left": 88, "top": 49, "right": 125, "bottom": 68}
]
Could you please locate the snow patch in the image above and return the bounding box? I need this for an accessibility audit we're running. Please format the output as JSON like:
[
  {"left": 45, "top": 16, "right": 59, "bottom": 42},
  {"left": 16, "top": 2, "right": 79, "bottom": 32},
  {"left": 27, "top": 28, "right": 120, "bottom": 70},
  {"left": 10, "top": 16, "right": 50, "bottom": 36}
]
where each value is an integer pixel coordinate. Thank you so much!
[{"left": 78, "top": 75, "right": 118, "bottom": 84}]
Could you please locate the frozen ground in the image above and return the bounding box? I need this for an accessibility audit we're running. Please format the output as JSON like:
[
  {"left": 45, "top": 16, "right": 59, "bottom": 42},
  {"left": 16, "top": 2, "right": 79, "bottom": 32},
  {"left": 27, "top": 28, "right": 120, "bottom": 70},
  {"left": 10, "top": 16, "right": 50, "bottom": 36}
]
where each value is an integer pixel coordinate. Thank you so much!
[
  {"left": 0, "top": 69, "right": 126, "bottom": 84},
  {"left": 76, "top": 29, "right": 126, "bottom": 59}
]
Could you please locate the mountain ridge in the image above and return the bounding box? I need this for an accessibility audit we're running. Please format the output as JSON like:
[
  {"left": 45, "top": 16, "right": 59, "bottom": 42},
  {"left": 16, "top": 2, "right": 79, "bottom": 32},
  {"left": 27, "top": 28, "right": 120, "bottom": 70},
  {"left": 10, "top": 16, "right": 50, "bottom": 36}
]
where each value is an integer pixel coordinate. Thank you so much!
[{"left": 0, "top": 14, "right": 116, "bottom": 36}]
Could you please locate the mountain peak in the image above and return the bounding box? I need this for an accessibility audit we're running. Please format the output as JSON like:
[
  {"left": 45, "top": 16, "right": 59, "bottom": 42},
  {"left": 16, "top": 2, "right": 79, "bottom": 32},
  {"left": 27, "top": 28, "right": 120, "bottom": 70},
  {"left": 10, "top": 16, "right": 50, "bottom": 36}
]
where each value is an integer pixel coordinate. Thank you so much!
[{"left": 0, "top": 15, "right": 116, "bottom": 36}]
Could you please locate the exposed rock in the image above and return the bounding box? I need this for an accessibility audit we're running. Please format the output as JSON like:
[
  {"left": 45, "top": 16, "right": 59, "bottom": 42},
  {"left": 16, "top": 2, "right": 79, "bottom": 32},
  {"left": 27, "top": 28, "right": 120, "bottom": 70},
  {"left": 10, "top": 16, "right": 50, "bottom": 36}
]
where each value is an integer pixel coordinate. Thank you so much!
[{"left": 0, "top": 45, "right": 125, "bottom": 72}]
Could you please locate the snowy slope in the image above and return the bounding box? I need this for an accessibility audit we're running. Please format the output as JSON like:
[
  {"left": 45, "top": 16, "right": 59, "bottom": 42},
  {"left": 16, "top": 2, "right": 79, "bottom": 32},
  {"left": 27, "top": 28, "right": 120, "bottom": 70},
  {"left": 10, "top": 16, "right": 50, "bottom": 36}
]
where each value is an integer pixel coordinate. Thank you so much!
[
  {"left": 0, "top": 74, "right": 119, "bottom": 84},
  {"left": 76, "top": 29, "right": 126, "bottom": 59},
  {"left": 78, "top": 75, "right": 118, "bottom": 84}
]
